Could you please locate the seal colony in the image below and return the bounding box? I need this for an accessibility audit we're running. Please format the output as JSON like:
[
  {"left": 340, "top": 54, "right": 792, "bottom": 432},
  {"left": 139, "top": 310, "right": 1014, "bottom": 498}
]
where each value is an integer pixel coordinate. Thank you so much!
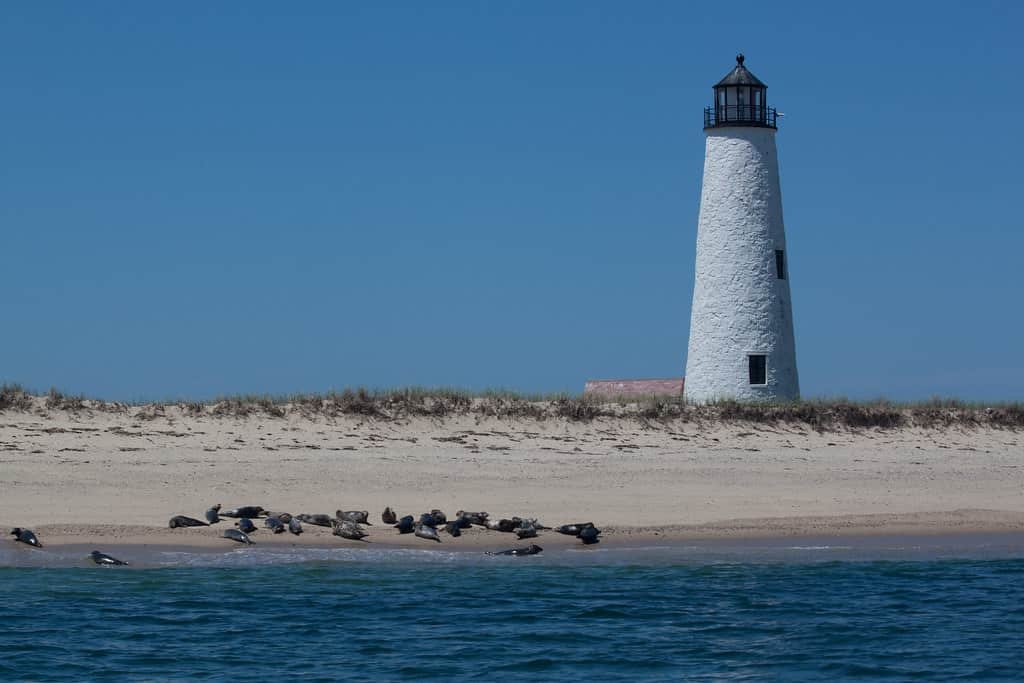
[{"left": 6, "top": 504, "right": 602, "bottom": 563}]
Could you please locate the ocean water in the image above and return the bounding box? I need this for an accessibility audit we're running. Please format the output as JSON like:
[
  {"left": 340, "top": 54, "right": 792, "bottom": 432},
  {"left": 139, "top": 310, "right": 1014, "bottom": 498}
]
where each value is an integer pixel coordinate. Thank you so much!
[{"left": 3, "top": 543, "right": 1024, "bottom": 681}]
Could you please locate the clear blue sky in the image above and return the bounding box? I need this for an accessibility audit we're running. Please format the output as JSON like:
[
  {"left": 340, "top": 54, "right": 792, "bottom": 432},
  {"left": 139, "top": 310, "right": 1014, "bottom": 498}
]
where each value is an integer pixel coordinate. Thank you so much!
[{"left": 3, "top": 2, "right": 1022, "bottom": 401}]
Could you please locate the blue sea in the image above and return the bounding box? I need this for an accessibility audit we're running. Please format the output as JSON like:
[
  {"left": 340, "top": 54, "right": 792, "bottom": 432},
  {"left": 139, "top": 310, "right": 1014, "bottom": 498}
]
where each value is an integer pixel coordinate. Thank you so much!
[{"left": 3, "top": 539, "right": 1024, "bottom": 681}]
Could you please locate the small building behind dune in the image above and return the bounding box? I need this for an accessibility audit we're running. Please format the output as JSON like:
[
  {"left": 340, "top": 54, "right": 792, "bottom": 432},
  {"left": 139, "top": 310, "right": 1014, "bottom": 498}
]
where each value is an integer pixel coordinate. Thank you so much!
[{"left": 584, "top": 378, "right": 684, "bottom": 398}]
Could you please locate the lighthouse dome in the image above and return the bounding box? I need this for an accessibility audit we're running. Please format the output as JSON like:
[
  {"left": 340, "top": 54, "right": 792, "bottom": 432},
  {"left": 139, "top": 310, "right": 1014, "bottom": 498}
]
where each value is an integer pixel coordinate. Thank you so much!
[{"left": 706, "top": 54, "right": 776, "bottom": 129}]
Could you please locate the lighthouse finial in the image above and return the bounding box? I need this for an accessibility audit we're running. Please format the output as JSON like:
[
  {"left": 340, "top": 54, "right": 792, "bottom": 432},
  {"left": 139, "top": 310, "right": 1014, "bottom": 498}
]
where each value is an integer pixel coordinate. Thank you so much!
[{"left": 736, "top": 53, "right": 745, "bottom": 66}]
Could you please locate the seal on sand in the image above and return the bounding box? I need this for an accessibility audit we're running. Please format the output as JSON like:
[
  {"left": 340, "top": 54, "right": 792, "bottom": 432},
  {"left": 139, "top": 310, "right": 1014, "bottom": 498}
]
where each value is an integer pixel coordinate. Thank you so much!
[
  {"left": 332, "top": 519, "right": 368, "bottom": 541},
  {"left": 487, "top": 544, "right": 542, "bottom": 557},
  {"left": 205, "top": 504, "right": 222, "bottom": 525},
  {"left": 264, "top": 517, "right": 286, "bottom": 534},
  {"left": 288, "top": 518, "right": 303, "bottom": 535},
  {"left": 297, "top": 513, "right": 333, "bottom": 527},
  {"left": 235, "top": 518, "right": 257, "bottom": 534},
  {"left": 90, "top": 550, "right": 128, "bottom": 566},
  {"left": 10, "top": 528, "right": 42, "bottom": 548},
  {"left": 456, "top": 511, "right": 489, "bottom": 526},
  {"left": 224, "top": 528, "right": 254, "bottom": 544},
  {"left": 394, "top": 516, "right": 414, "bottom": 534},
  {"left": 381, "top": 507, "right": 397, "bottom": 525},
  {"left": 168, "top": 515, "right": 208, "bottom": 529},
  {"left": 555, "top": 523, "right": 593, "bottom": 536},
  {"left": 414, "top": 523, "right": 441, "bottom": 543},
  {"left": 579, "top": 525, "right": 600, "bottom": 545},
  {"left": 336, "top": 510, "right": 371, "bottom": 525},
  {"left": 221, "top": 506, "right": 265, "bottom": 519},
  {"left": 444, "top": 521, "right": 462, "bottom": 537}
]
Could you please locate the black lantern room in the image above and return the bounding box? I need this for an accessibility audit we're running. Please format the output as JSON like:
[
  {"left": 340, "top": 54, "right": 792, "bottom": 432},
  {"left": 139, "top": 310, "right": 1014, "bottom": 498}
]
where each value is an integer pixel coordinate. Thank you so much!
[{"left": 704, "top": 55, "right": 777, "bottom": 129}]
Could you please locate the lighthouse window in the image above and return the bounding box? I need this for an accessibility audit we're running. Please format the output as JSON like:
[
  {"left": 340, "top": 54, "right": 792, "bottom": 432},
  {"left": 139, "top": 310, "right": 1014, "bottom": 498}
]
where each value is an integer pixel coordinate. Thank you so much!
[
  {"left": 749, "top": 355, "right": 767, "bottom": 385},
  {"left": 775, "top": 249, "right": 787, "bottom": 279}
]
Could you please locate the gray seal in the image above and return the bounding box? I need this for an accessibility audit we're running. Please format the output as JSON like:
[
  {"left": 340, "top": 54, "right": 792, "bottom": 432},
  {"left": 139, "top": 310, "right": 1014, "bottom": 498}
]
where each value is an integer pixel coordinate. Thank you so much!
[
  {"left": 297, "top": 513, "right": 333, "bottom": 527},
  {"left": 90, "top": 550, "right": 127, "bottom": 566},
  {"left": 235, "top": 518, "right": 257, "bottom": 533},
  {"left": 456, "top": 511, "right": 489, "bottom": 526},
  {"left": 221, "top": 506, "right": 265, "bottom": 519},
  {"left": 169, "top": 515, "right": 208, "bottom": 529},
  {"left": 224, "top": 528, "right": 254, "bottom": 544},
  {"left": 579, "top": 525, "right": 600, "bottom": 545},
  {"left": 332, "top": 519, "right": 368, "bottom": 541},
  {"left": 487, "top": 544, "right": 542, "bottom": 556},
  {"left": 10, "top": 528, "right": 42, "bottom": 548},
  {"left": 381, "top": 507, "right": 397, "bottom": 525},
  {"left": 515, "top": 524, "right": 538, "bottom": 540},
  {"left": 444, "top": 521, "right": 462, "bottom": 537},
  {"left": 205, "top": 504, "right": 222, "bottom": 525},
  {"left": 288, "top": 518, "right": 303, "bottom": 535},
  {"left": 414, "top": 523, "right": 441, "bottom": 543},
  {"left": 264, "top": 517, "right": 286, "bottom": 534},
  {"left": 555, "top": 523, "right": 593, "bottom": 536},
  {"left": 394, "top": 516, "right": 414, "bottom": 534},
  {"left": 336, "top": 510, "right": 371, "bottom": 525}
]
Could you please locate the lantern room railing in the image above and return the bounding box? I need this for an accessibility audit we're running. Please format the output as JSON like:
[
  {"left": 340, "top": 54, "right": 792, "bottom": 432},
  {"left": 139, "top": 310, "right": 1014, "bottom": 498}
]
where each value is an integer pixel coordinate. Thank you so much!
[{"left": 704, "top": 105, "right": 777, "bottom": 129}]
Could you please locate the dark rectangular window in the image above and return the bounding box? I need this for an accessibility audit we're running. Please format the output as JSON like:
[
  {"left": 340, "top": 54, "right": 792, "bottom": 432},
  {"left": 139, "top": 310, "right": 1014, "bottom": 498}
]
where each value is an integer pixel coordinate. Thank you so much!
[
  {"left": 775, "top": 249, "right": 786, "bottom": 280},
  {"left": 749, "top": 354, "right": 767, "bottom": 385}
]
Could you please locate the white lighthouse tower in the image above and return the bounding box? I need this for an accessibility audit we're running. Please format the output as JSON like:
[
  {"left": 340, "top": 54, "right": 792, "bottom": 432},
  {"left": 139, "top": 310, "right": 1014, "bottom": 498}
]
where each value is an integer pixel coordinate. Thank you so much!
[{"left": 684, "top": 55, "right": 799, "bottom": 402}]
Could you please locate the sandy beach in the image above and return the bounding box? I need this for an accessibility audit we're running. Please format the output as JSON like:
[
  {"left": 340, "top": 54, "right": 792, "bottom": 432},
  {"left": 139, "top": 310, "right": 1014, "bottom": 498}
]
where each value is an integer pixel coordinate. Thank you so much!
[{"left": 2, "top": 399, "right": 1023, "bottom": 554}]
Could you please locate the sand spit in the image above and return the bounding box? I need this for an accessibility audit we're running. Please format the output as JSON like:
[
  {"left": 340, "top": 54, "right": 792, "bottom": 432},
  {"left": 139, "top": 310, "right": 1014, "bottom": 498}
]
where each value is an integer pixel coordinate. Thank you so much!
[{"left": 1, "top": 396, "right": 1022, "bottom": 552}]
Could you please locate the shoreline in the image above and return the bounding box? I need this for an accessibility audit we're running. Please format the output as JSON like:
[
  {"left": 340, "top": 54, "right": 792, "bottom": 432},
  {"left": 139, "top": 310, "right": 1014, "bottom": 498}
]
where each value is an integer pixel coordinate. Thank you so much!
[{"left": 9, "top": 508, "right": 1024, "bottom": 554}]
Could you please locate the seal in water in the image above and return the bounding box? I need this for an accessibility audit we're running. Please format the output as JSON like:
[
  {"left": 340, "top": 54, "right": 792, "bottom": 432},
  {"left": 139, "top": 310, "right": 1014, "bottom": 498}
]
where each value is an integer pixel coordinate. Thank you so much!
[
  {"left": 456, "top": 511, "right": 489, "bottom": 526},
  {"left": 444, "top": 521, "right": 462, "bottom": 537},
  {"left": 235, "top": 518, "right": 257, "bottom": 533},
  {"left": 332, "top": 519, "right": 368, "bottom": 541},
  {"left": 10, "top": 528, "right": 42, "bottom": 548},
  {"left": 381, "top": 507, "right": 397, "bottom": 525},
  {"left": 264, "top": 517, "right": 286, "bottom": 534},
  {"left": 487, "top": 544, "right": 542, "bottom": 556},
  {"left": 224, "top": 528, "right": 254, "bottom": 545},
  {"left": 336, "top": 510, "right": 371, "bottom": 525},
  {"left": 555, "top": 523, "right": 593, "bottom": 536},
  {"left": 579, "top": 525, "right": 600, "bottom": 545},
  {"left": 168, "top": 515, "right": 208, "bottom": 529},
  {"left": 297, "top": 513, "right": 333, "bottom": 527},
  {"left": 414, "top": 523, "right": 441, "bottom": 543},
  {"left": 288, "top": 518, "right": 303, "bottom": 535},
  {"left": 205, "top": 504, "right": 222, "bottom": 525},
  {"left": 90, "top": 550, "right": 128, "bottom": 566},
  {"left": 221, "top": 506, "right": 265, "bottom": 519},
  {"left": 394, "top": 515, "right": 414, "bottom": 534}
]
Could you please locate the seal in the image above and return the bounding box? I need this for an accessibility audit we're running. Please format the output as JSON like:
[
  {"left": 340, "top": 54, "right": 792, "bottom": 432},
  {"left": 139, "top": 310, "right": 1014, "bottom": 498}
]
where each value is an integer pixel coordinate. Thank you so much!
[
  {"left": 555, "top": 523, "right": 593, "bottom": 536},
  {"left": 444, "top": 521, "right": 462, "bottom": 537},
  {"left": 205, "top": 504, "right": 222, "bottom": 525},
  {"left": 579, "top": 525, "right": 600, "bottom": 545},
  {"left": 515, "top": 524, "right": 538, "bottom": 540},
  {"left": 414, "top": 523, "right": 441, "bottom": 543},
  {"left": 297, "top": 513, "right": 333, "bottom": 527},
  {"left": 456, "top": 511, "right": 489, "bottom": 526},
  {"left": 90, "top": 550, "right": 128, "bottom": 566},
  {"left": 224, "top": 528, "right": 254, "bottom": 545},
  {"left": 288, "top": 518, "right": 303, "bottom": 535},
  {"left": 430, "top": 509, "right": 447, "bottom": 525},
  {"left": 168, "top": 515, "right": 208, "bottom": 529},
  {"left": 264, "top": 517, "right": 286, "bottom": 534},
  {"left": 235, "top": 518, "right": 257, "bottom": 533},
  {"left": 332, "top": 519, "right": 368, "bottom": 541},
  {"left": 10, "top": 528, "right": 42, "bottom": 548},
  {"left": 381, "top": 507, "right": 397, "bottom": 525},
  {"left": 487, "top": 544, "right": 542, "bottom": 556},
  {"left": 336, "top": 510, "right": 371, "bottom": 525},
  {"left": 487, "top": 518, "right": 520, "bottom": 533},
  {"left": 221, "top": 506, "right": 265, "bottom": 519},
  {"left": 394, "top": 515, "right": 414, "bottom": 534}
]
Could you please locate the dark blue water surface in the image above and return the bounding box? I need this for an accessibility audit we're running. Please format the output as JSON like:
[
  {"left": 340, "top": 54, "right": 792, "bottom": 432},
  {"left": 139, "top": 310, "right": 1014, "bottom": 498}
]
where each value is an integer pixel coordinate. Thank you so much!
[{"left": 3, "top": 547, "right": 1024, "bottom": 681}]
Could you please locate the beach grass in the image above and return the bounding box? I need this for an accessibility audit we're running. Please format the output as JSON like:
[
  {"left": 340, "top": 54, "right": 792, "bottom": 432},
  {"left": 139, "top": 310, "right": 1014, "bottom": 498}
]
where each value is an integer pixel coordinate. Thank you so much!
[{"left": 2, "top": 382, "right": 1022, "bottom": 429}]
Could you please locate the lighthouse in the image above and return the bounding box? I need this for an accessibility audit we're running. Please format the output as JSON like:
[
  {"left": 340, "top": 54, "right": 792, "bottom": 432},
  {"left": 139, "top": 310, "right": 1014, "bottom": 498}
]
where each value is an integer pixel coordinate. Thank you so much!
[{"left": 684, "top": 55, "right": 799, "bottom": 402}]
